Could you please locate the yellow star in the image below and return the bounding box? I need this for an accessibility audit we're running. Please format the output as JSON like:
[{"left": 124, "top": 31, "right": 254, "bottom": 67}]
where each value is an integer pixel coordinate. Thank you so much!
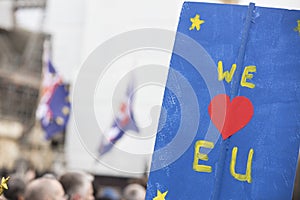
[
  {"left": 62, "top": 106, "right": 70, "bottom": 115},
  {"left": 153, "top": 190, "right": 168, "bottom": 200},
  {"left": 0, "top": 176, "right": 10, "bottom": 195},
  {"left": 56, "top": 116, "right": 64, "bottom": 125},
  {"left": 189, "top": 14, "right": 205, "bottom": 31},
  {"left": 294, "top": 20, "right": 300, "bottom": 35}
]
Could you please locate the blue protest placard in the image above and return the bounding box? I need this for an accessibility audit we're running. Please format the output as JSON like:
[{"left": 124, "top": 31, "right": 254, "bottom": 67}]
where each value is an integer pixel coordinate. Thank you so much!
[{"left": 146, "top": 2, "right": 300, "bottom": 199}]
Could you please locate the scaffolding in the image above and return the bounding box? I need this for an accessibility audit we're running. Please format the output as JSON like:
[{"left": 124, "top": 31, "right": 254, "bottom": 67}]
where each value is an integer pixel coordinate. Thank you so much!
[{"left": 0, "top": 0, "right": 53, "bottom": 172}]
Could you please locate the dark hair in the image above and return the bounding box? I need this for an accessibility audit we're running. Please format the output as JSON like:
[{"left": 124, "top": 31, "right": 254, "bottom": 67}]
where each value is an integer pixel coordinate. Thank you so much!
[
  {"left": 4, "top": 175, "right": 26, "bottom": 200},
  {"left": 59, "top": 171, "right": 94, "bottom": 197}
]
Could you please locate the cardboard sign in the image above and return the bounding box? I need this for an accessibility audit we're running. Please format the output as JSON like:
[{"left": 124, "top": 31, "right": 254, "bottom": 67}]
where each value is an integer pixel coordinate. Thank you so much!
[{"left": 146, "top": 2, "right": 300, "bottom": 199}]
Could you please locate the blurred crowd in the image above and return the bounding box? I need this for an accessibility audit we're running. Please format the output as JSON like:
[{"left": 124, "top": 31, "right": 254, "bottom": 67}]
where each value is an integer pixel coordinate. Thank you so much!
[{"left": 0, "top": 170, "right": 146, "bottom": 200}]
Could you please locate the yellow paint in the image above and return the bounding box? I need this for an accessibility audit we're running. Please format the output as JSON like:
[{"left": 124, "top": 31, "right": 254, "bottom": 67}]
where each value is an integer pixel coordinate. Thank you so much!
[
  {"left": 217, "top": 61, "right": 237, "bottom": 83},
  {"left": 198, "top": 153, "right": 209, "bottom": 161},
  {"left": 193, "top": 140, "right": 214, "bottom": 173},
  {"left": 294, "top": 20, "right": 300, "bottom": 35},
  {"left": 230, "top": 147, "right": 254, "bottom": 183},
  {"left": 153, "top": 190, "right": 168, "bottom": 200},
  {"left": 189, "top": 14, "right": 205, "bottom": 31},
  {"left": 0, "top": 176, "right": 10, "bottom": 195},
  {"left": 240, "top": 65, "right": 256, "bottom": 88}
]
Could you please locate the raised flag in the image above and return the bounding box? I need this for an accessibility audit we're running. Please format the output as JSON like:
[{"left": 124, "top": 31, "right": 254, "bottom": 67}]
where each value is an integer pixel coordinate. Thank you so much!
[
  {"left": 98, "top": 79, "right": 139, "bottom": 156},
  {"left": 36, "top": 60, "right": 71, "bottom": 139},
  {"left": 146, "top": 2, "right": 300, "bottom": 199}
]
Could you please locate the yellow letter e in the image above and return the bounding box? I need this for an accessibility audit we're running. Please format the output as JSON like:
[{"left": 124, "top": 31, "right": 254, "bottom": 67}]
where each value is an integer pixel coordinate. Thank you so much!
[
  {"left": 241, "top": 65, "right": 256, "bottom": 88},
  {"left": 193, "top": 140, "right": 214, "bottom": 173}
]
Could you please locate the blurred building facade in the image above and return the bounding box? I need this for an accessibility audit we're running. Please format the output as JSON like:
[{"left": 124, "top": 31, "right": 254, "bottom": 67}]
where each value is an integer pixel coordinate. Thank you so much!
[{"left": 0, "top": 0, "right": 57, "bottom": 175}]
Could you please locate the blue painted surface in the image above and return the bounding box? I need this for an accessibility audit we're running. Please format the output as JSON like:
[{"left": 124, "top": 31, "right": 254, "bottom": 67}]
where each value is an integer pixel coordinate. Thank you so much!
[{"left": 146, "top": 2, "right": 300, "bottom": 199}]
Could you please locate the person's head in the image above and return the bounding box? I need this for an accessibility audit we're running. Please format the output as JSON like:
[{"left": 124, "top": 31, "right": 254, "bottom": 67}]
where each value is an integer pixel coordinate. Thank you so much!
[
  {"left": 24, "top": 177, "right": 67, "bottom": 200},
  {"left": 3, "top": 175, "right": 26, "bottom": 200},
  {"left": 59, "top": 171, "right": 94, "bottom": 200},
  {"left": 122, "top": 184, "right": 145, "bottom": 200}
]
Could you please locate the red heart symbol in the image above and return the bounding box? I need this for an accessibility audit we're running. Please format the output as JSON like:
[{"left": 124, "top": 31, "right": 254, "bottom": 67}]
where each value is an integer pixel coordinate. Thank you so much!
[{"left": 208, "top": 94, "right": 254, "bottom": 140}]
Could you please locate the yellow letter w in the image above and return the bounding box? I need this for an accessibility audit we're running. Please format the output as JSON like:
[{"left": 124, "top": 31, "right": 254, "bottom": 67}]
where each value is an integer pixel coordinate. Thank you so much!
[{"left": 217, "top": 61, "right": 236, "bottom": 83}]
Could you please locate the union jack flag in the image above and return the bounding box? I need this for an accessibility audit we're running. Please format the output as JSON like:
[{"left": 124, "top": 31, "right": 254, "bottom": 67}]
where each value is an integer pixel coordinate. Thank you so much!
[
  {"left": 99, "top": 79, "right": 139, "bottom": 156},
  {"left": 36, "top": 60, "right": 71, "bottom": 139}
]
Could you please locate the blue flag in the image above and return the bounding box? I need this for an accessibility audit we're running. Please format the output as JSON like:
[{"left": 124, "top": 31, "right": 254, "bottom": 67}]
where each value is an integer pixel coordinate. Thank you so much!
[
  {"left": 146, "top": 2, "right": 300, "bottom": 199},
  {"left": 36, "top": 60, "right": 71, "bottom": 139},
  {"left": 98, "top": 79, "right": 139, "bottom": 156}
]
